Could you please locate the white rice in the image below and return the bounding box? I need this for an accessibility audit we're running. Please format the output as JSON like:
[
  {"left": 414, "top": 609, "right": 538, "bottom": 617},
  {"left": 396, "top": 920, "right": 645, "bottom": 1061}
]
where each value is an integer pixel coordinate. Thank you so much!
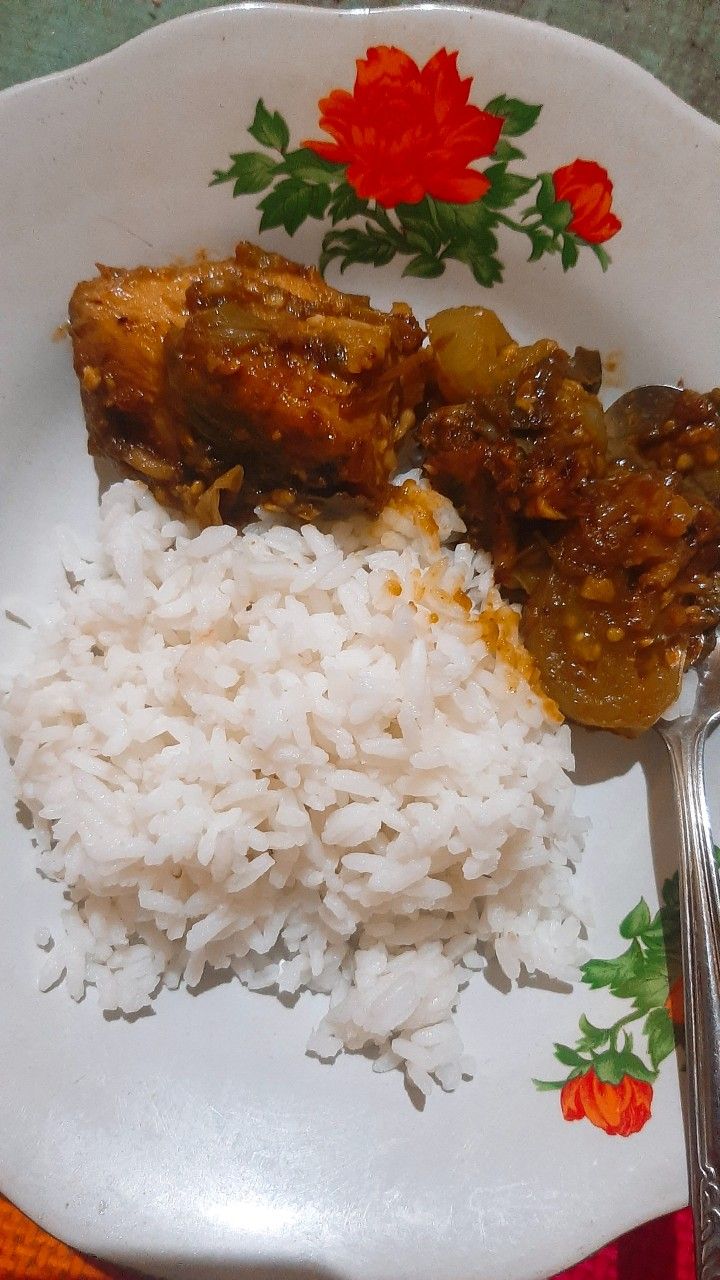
[{"left": 1, "top": 477, "right": 585, "bottom": 1095}]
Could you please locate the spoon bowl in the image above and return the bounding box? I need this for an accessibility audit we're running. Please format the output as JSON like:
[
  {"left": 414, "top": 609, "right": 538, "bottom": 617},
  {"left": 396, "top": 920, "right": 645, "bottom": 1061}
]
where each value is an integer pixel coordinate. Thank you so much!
[{"left": 604, "top": 383, "right": 684, "bottom": 441}]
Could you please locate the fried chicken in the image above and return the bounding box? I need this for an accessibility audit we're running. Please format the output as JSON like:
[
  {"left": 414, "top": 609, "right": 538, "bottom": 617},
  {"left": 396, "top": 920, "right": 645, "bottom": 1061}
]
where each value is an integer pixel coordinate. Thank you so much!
[{"left": 69, "top": 242, "right": 427, "bottom": 523}]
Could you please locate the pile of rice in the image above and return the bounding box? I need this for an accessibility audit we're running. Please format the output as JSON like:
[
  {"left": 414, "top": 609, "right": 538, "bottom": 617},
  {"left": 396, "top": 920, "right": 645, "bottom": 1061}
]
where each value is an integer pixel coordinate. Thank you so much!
[{"left": 1, "top": 478, "right": 585, "bottom": 1095}]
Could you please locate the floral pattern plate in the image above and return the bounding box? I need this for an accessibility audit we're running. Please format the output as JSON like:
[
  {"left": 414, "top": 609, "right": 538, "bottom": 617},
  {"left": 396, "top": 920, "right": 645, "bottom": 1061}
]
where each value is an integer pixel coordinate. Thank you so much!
[{"left": 1, "top": 5, "right": 719, "bottom": 1279}]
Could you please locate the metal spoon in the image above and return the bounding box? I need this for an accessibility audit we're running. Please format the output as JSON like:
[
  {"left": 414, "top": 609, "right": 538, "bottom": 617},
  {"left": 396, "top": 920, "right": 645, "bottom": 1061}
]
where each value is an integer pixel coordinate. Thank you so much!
[
  {"left": 604, "top": 384, "right": 686, "bottom": 445},
  {"left": 607, "top": 386, "right": 720, "bottom": 1278}
]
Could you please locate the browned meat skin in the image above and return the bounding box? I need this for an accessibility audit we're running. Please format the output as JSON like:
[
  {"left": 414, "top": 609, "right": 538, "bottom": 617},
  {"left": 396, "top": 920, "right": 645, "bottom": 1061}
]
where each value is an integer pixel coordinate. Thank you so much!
[
  {"left": 417, "top": 404, "right": 522, "bottom": 578},
  {"left": 166, "top": 242, "right": 427, "bottom": 516},
  {"left": 418, "top": 346, "right": 607, "bottom": 580},
  {"left": 69, "top": 259, "right": 204, "bottom": 489},
  {"left": 69, "top": 242, "right": 427, "bottom": 523}
]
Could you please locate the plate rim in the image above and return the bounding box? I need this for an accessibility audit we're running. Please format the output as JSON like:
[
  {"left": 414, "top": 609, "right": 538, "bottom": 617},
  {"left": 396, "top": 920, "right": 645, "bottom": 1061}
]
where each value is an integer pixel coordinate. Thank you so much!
[
  {"left": 1, "top": 0, "right": 719, "bottom": 143},
  {"left": 0, "top": 4, "right": 709, "bottom": 1276}
]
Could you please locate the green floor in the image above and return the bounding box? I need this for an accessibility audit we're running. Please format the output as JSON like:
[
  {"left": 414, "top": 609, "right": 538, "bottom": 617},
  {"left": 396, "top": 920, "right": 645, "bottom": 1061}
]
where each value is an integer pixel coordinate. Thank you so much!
[{"left": 1, "top": 0, "right": 719, "bottom": 122}]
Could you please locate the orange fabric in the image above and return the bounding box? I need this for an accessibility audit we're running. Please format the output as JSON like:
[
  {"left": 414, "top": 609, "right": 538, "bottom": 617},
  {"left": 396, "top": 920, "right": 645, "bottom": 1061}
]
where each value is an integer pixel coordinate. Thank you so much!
[{"left": 0, "top": 1197, "right": 142, "bottom": 1279}]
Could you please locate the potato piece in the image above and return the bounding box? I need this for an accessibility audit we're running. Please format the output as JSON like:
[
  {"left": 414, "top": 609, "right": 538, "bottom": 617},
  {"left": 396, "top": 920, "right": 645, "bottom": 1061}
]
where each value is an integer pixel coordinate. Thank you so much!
[{"left": 427, "top": 306, "right": 558, "bottom": 403}]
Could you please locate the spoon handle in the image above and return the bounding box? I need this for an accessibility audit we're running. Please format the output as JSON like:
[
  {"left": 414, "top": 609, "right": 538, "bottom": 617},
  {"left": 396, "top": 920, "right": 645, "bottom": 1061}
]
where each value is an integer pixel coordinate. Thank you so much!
[{"left": 663, "top": 727, "right": 720, "bottom": 1279}]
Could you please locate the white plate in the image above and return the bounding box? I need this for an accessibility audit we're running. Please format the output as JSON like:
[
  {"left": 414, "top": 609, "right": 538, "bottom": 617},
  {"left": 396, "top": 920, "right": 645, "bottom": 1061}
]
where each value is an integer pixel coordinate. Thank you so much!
[{"left": 1, "top": 6, "right": 718, "bottom": 1277}]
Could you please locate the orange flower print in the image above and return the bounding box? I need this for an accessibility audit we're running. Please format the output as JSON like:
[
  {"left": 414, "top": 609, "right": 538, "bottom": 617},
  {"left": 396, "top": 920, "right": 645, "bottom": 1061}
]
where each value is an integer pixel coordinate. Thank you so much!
[
  {"left": 303, "top": 46, "right": 504, "bottom": 207},
  {"left": 535, "top": 874, "right": 685, "bottom": 1138},
  {"left": 551, "top": 159, "right": 622, "bottom": 244},
  {"left": 665, "top": 975, "right": 684, "bottom": 1025},
  {"left": 561, "top": 1068, "right": 653, "bottom": 1137}
]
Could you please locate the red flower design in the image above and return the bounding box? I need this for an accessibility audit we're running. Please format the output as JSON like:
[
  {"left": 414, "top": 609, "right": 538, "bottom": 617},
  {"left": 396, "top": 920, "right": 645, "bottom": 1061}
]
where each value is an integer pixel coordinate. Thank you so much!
[
  {"left": 551, "top": 159, "right": 622, "bottom": 244},
  {"left": 561, "top": 1068, "right": 652, "bottom": 1137},
  {"left": 303, "top": 45, "right": 504, "bottom": 208}
]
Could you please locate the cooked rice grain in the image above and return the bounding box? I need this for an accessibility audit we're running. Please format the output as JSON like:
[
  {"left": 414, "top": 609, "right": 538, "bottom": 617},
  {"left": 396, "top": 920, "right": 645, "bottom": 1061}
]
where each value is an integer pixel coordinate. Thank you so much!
[{"left": 1, "top": 479, "right": 585, "bottom": 1093}]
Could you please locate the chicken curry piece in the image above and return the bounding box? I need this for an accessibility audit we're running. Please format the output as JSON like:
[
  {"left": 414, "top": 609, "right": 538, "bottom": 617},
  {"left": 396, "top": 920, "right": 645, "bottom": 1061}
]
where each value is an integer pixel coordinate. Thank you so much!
[
  {"left": 69, "top": 242, "right": 427, "bottom": 523},
  {"left": 419, "top": 307, "right": 720, "bottom": 734}
]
